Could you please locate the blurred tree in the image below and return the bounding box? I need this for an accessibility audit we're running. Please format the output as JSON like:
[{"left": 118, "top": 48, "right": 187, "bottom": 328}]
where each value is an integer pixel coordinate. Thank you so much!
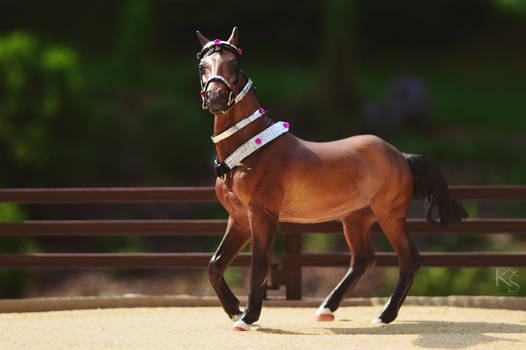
[
  {"left": 0, "top": 32, "right": 85, "bottom": 186},
  {"left": 114, "top": 0, "right": 153, "bottom": 87},
  {"left": 0, "top": 1, "right": 524, "bottom": 298},
  {"left": 493, "top": 0, "right": 526, "bottom": 15},
  {"left": 319, "top": 0, "right": 361, "bottom": 135}
]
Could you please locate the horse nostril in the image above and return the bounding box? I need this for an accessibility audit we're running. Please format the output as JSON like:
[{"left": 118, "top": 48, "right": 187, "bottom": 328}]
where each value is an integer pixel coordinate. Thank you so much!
[
  {"left": 207, "top": 90, "right": 227, "bottom": 112},
  {"left": 210, "top": 90, "right": 226, "bottom": 100}
]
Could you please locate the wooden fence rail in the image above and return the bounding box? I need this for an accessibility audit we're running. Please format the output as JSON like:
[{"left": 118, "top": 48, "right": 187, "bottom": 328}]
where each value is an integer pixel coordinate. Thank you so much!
[
  {"left": 1, "top": 219, "right": 525, "bottom": 236},
  {"left": 1, "top": 186, "right": 526, "bottom": 203},
  {"left": 0, "top": 186, "right": 525, "bottom": 299}
]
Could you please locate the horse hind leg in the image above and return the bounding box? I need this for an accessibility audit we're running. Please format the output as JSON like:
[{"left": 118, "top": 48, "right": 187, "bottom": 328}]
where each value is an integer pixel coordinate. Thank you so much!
[
  {"left": 372, "top": 210, "right": 422, "bottom": 324},
  {"left": 315, "top": 210, "right": 376, "bottom": 321}
]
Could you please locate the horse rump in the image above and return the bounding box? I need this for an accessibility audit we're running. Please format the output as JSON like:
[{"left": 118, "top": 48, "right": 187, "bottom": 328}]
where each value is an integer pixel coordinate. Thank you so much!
[{"left": 404, "top": 153, "right": 468, "bottom": 227}]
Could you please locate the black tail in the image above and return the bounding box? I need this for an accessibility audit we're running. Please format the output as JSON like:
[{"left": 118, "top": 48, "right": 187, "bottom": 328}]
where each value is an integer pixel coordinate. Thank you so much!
[{"left": 404, "top": 153, "right": 468, "bottom": 227}]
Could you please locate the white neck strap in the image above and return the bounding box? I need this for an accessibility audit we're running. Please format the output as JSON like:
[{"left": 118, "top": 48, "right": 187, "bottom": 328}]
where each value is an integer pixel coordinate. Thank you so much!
[
  {"left": 233, "top": 78, "right": 252, "bottom": 105},
  {"left": 211, "top": 106, "right": 265, "bottom": 143},
  {"left": 223, "top": 121, "right": 290, "bottom": 170}
]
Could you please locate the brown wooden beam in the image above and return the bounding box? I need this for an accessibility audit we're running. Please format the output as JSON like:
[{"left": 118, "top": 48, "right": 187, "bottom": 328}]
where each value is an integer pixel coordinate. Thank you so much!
[
  {"left": 0, "top": 186, "right": 525, "bottom": 204},
  {"left": 283, "top": 235, "right": 302, "bottom": 300},
  {"left": 283, "top": 219, "right": 526, "bottom": 235},
  {"left": 0, "top": 253, "right": 251, "bottom": 268},
  {"left": 0, "top": 187, "right": 218, "bottom": 203},
  {"left": 1, "top": 252, "right": 524, "bottom": 269},
  {"left": 0, "top": 219, "right": 524, "bottom": 236},
  {"left": 448, "top": 186, "right": 526, "bottom": 201},
  {"left": 0, "top": 220, "right": 228, "bottom": 236},
  {"left": 281, "top": 252, "right": 526, "bottom": 267}
]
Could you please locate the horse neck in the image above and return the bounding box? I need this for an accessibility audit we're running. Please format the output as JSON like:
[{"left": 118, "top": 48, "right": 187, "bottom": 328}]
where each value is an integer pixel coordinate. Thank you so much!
[{"left": 213, "top": 83, "right": 273, "bottom": 162}]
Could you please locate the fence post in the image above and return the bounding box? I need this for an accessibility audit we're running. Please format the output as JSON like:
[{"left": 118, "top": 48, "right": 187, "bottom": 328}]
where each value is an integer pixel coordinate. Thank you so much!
[{"left": 284, "top": 235, "right": 302, "bottom": 300}]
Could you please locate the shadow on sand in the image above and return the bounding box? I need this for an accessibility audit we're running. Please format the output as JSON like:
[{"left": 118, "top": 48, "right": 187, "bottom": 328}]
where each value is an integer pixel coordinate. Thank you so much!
[{"left": 256, "top": 320, "right": 526, "bottom": 348}]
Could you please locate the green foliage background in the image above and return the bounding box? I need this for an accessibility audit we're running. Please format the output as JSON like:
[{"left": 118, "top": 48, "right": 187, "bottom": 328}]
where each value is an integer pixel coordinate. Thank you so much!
[{"left": 0, "top": 0, "right": 525, "bottom": 298}]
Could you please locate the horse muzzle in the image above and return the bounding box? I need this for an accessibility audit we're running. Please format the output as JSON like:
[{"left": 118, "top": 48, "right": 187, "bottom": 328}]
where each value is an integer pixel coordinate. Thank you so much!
[
  {"left": 204, "top": 89, "right": 230, "bottom": 114},
  {"left": 201, "top": 75, "right": 236, "bottom": 114}
]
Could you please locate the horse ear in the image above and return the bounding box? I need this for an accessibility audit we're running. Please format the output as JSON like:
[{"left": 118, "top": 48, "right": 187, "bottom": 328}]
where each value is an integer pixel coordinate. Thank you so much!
[
  {"left": 227, "top": 26, "right": 239, "bottom": 46},
  {"left": 196, "top": 30, "right": 210, "bottom": 47}
]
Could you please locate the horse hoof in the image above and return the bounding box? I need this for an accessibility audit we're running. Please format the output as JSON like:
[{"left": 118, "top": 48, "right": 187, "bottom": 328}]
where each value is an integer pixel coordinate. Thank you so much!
[
  {"left": 314, "top": 307, "right": 334, "bottom": 322},
  {"left": 232, "top": 326, "right": 249, "bottom": 332},
  {"left": 232, "top": 319, "right": 250, "bottom": 331},
  {"left": 315, "top": 313, "right": 335, "bottom": 322},
  {"left": 371, "top": 318, "right": 385, "bottom": 324}
]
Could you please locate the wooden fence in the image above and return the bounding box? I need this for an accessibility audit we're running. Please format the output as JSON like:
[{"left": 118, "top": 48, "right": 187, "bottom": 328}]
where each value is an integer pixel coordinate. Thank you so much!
[{"left": 0, "top": 186, "right": 525, "bottom": 299}]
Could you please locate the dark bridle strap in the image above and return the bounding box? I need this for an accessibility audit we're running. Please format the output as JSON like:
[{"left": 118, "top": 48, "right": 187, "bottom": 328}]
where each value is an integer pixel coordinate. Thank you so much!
[
  {"left": 200, "top": 73, "right": 241, "bottom": 111},
  {"left": 203, "top": 75, "right": 232, "bottom": 91},
  {"left": 198, "top": 41, "right": 249, "bottom": 112},
  {"left": 197, "top": 39, "right": 242, "bottom": 60}
]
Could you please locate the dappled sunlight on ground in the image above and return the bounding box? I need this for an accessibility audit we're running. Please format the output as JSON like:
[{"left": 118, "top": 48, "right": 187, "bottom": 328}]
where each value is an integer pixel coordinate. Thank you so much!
[{"left": 0, "top": 305, "right": 524, "bottom": 349}]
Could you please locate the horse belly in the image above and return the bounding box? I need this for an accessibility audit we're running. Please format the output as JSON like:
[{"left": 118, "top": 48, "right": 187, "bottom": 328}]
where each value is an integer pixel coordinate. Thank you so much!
[{"left": 279, "top": 178, "right": 369, "bottom": 223}]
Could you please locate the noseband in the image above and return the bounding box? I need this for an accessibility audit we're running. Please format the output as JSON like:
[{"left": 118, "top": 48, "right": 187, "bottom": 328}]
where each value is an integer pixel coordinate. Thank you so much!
[{"left": 197, "top": 40, "right": 252, "bottom": 113}]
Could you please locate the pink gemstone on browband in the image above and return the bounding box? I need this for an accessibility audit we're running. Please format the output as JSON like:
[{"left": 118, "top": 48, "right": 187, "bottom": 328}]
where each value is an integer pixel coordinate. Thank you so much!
[
  {"left": 237, "top": 48, "right": 243, "bottom": 55},
  {"left": 255, "top": 138, "right": 262, "bottom": 145},
  {"left": 284, "top": 122, "right": 290, "bottom": 128},
  {"left": 196, "top": 53, "right": 201, "bottom": 59},
  {"left": 231, "top": 84, "right": 236, "bottom": 91},
  {"left": 214, "top": 39, "right": 221, "bottom": 45},
  {"left": 259, "top": 108, "right": 265, "bottom": 114},
  {"left": 200, "top": 90, "right": 204, "bottom": 97}
]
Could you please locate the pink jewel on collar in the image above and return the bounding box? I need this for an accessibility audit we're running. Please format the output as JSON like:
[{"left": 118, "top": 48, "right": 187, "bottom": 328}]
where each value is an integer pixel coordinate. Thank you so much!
[
  {"left": 259, "top": 108, "right": 265, "bottom": 114},
  {"left": 200, "top": 90, "right": 204, "bottom": 97},
  {"left": 214, "top": 39, "right": 221, "bottom": 45},
  {"left": 231, "top": 84, "right": 236, "bottom": 91},
  {"left": 255, "top": 138, "right": 262, "bottom": 145},
  {"left": 237, "top": 48, "right": 243, "bottom": 55},
  {"left": 284, "top": 122, "right": 290, "bottom": 128}
]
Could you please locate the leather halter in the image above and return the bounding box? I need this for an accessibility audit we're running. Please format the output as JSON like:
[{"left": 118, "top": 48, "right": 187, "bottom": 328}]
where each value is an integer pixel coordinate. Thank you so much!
[
  {"left": 198, "top": 40, "right": 290, "bottom": 180},
  {"left": 198, "top": 40, "right": 248, "bottom": 113}
]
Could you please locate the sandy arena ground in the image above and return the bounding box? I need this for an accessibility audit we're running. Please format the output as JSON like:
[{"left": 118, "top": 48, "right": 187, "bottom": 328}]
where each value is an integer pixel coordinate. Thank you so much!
[{"left": 1, "top": 305, "right": 525, "bottom": 350}]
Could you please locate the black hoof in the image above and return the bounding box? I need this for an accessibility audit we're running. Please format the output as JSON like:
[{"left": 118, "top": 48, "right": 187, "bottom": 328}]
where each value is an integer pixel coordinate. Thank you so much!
[{"left": 377, "top": 310, "right": 398, "bottom": 324}]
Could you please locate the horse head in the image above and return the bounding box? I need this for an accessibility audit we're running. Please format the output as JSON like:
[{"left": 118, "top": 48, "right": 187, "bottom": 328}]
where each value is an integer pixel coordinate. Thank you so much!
[{"left": 196, "top": 27, "right": 243, "bottom": 115}]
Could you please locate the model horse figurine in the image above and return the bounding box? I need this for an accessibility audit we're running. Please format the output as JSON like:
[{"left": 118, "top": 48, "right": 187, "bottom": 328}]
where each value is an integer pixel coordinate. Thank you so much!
[{"left": 196, "top": 27, "right": 468, "bottom": 331}]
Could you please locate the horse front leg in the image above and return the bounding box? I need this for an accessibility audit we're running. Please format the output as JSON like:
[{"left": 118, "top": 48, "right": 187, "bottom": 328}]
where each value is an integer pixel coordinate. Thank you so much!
[
  {"left": 209, "top": 216, "right": 250, "bottom": 320},
  {"left": 232, "top": 206, "right": 277, "bottom": 331}
]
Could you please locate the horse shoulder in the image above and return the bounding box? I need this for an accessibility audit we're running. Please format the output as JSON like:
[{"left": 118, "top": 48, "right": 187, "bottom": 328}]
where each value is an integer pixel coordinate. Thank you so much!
[{"left": 215, "top": 178, "right": 248, "bottom": 217}]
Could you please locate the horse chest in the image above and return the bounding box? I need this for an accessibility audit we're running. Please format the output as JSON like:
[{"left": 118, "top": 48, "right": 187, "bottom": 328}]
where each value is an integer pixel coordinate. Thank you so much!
[{"left": 215, "top": 168, "right": 254, "bottom": 213}]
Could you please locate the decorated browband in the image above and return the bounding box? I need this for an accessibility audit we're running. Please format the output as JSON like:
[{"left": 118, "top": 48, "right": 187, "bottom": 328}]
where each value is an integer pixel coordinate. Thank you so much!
[{"left": 197, "top": 39, "right": 243, "bottom": 60}]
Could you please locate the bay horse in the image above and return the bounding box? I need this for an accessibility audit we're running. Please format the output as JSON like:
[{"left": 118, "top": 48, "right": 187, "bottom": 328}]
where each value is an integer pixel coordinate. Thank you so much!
[{"left": 196, "top": 27, "right": 468, "bottom": 331}]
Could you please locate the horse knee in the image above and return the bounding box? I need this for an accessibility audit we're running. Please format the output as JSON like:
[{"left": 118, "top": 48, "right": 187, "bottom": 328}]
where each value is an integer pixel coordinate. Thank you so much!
[{"left": 208, "top": 256, "right": 223, "bottom": 284}]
